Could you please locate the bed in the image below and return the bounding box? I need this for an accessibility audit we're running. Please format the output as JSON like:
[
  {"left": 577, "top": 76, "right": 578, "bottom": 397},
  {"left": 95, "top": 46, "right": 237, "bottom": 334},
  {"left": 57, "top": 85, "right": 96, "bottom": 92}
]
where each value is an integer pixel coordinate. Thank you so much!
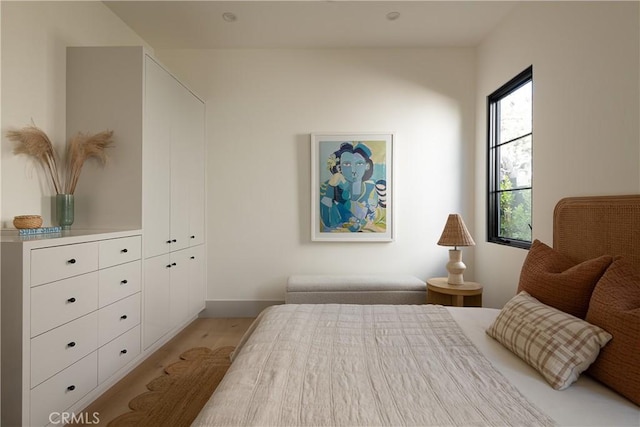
[{"left": 193, "top": 195, "right": 640, "bottom": 426}]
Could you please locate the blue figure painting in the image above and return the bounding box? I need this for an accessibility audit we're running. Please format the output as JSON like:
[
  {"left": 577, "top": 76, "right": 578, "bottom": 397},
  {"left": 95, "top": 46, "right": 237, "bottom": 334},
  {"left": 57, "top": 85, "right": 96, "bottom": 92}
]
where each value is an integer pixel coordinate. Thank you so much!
[{"left": 318, "top": 140, "right": 387, "bottom": 233}]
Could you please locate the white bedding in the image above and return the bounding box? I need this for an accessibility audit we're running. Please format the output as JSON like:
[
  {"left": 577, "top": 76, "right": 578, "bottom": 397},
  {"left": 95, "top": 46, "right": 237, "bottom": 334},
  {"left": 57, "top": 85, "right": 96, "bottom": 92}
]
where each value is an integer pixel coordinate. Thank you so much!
[
  {"left": 193, "top": 305, "right": 640, "bottom": 427},
  {"left": 449, "top": 307, "right": 640, "bottom": 427}
]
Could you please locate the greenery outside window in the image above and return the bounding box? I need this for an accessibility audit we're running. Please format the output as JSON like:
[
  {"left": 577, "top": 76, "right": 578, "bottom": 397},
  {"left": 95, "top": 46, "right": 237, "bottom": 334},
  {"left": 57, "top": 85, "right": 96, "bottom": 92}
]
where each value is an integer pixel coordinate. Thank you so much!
[{"left": 487, "top": 66, "right": 533, "bottom": 249}]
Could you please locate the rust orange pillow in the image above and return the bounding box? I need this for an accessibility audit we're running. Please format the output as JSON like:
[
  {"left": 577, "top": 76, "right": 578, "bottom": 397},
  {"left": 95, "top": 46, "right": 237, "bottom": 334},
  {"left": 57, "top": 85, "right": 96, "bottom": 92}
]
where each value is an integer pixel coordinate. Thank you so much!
[
  {"left": 517, "top": 240, "right": 612, "bottom": 319},
  {"left": 586, "top": 256, "right": 640, "bottom": 406}
]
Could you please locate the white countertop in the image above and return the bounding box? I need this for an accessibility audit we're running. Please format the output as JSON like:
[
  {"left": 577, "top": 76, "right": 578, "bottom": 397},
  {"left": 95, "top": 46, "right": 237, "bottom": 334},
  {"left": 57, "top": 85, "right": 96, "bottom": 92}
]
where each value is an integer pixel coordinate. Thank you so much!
[{"left": 1, "top": 228, "right": 142, "bottom": 246}]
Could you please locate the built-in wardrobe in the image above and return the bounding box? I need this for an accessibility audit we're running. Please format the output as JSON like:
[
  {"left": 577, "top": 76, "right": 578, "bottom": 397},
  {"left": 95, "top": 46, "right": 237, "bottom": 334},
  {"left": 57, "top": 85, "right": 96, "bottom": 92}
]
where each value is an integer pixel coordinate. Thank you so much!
[{"left": 1, "top": 46, "right": 206, "bottom": 426}]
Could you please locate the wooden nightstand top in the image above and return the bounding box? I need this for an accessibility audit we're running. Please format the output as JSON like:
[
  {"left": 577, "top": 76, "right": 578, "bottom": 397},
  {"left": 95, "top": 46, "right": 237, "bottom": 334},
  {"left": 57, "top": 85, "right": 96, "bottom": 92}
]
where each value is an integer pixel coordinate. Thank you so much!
[{"left": 426, "top": 277, "right": 483, "bottom": 296}]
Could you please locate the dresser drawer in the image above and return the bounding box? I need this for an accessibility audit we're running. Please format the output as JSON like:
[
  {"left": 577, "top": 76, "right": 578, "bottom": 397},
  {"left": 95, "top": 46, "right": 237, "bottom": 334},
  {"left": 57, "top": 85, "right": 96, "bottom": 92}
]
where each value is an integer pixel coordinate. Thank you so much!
[
  {"left": 31, "top": 312, "right": 98, "bottom": 388},
  {"left": 30, "top": 351, "right": 97, "bottom": 427},
  {"left": 31, "top": 272, "right": 98, "bottom": 337},
  {"left": 30, "top": 242, "right": 99, "bottom": 286},
  {"left": 98, "top": 325, "right": 140, "bottom": 384},
  {"left": 98, "top": 293, "right": 141, "bottom": 347},
  {"left": 99, "top": 235, "right": 141, "bottom": 268},
  {"left": 98, "top": 326, "right": 141, "bottom": 383},
  {"left": 98, "top": 260, "right": 141, "bottom": 308}
]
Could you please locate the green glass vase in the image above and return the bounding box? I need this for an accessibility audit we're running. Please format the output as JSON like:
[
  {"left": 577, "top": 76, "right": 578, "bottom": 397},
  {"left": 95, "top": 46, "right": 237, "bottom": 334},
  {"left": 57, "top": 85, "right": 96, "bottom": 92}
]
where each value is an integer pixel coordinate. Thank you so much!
[{"left": 56, "top": 193, "right": 74, "bottom": 230}]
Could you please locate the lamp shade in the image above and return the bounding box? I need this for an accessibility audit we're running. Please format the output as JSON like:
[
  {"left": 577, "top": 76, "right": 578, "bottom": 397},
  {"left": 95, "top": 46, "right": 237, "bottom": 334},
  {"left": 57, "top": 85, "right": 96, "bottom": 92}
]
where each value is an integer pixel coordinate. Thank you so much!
[{"left": 437, "top": 214, "right": 475, "bottom": 248}]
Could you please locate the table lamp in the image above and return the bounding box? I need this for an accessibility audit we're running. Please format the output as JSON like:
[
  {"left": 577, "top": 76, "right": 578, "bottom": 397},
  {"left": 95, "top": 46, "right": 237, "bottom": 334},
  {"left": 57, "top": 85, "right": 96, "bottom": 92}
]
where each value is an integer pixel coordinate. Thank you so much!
[{"left": 437, "top": 214, "right": 475, "bottom": 285}]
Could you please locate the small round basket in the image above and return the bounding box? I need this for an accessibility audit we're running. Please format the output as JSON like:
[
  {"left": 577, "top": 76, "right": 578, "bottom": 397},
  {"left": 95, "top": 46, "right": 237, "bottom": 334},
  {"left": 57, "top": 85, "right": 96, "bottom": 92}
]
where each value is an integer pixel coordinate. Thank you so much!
[{"left": 13, "top": 215, "right": 43, "bottom": 229}]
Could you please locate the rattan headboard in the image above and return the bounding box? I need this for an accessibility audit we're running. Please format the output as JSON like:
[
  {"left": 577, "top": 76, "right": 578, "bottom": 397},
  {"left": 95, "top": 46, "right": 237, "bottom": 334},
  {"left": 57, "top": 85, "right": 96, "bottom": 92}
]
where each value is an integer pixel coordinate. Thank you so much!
[{"left": 553, "top": 195, "right": 640, "bottom": 271}]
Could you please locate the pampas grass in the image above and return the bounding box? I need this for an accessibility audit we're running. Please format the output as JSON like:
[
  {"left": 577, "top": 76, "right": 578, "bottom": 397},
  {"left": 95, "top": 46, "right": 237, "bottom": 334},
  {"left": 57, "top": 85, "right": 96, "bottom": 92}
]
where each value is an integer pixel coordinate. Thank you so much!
[
  {"left": 6, "top": 125, "right": 63, "bottom": 194},
  {"left": 65, "top": 130, "right": 114, "bottom": 194},
  {"left": 7, "top": 124, "right": 113, "bottom": 195}
]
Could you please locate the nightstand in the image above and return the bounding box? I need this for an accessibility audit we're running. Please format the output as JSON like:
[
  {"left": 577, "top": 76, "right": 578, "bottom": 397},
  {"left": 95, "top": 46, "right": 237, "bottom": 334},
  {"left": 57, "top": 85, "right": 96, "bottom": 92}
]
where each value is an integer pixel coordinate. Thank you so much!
[{"left": 426, "top": 277, "right": 483, "bottom": 307}]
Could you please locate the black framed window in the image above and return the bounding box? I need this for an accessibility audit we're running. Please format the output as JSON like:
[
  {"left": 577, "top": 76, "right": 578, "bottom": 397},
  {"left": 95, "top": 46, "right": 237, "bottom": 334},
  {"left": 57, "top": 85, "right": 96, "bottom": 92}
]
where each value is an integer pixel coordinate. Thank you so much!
[{"left": 487, "top": 66, "right": 533, "bottom": 249}]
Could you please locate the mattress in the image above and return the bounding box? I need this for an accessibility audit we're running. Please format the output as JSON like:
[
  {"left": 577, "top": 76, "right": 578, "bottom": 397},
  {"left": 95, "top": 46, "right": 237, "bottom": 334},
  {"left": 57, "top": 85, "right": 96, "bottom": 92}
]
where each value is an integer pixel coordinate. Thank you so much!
[{"left": 193, "top": 304, "right": 639, "bottom": 426}]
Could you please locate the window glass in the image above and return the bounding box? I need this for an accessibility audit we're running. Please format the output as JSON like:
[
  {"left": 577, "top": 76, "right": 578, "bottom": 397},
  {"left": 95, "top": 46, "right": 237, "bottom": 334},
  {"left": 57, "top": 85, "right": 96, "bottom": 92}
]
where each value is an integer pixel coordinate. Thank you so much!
[
  {"left": 499, "top": 81, "right": 532, "bottom": 144},
  {"left": 488, "top": 66, "right": 533, "bottom": 249}
]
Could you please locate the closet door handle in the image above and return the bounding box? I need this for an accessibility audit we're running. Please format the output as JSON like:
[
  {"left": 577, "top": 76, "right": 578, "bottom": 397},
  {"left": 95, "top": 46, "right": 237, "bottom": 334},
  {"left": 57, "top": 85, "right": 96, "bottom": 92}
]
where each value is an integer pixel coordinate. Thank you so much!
[
  {"left": 171, "top": 262, "right": 177, "bottom": 266},
  {"left": 190, "top": 235, "right": 195, "bottom": 239},
  {"left": 171, "top": 239, "right": 177, "bottom": 243},
  {"left": 166, "top": 240, "right": 172, "bottom": 244},
  {"left": 67, "top": 258, "right": 77, "bottom": 264},
  {"left": 121, "top": 279, "right": 128, "bottom": 285},
  {"left": 67, "top": 297, "right": 76, "bottom": 303},
  {"left": 120, "top": 349, "right": 128, "bottom": 355},
  {"left": 67, "top": 385, "right": 76, "bottom": 391},
  {"left": 121, "top": 248, "right": 128, "bottom": 253},
  {"left": 190, "top": 256, "right": 195, "bottom": 260},
  {"left": 120, "top": 315, "right": 128, "bottom": 320},
  {"left": 67, "top": 341, "right": 76, "bottom": 348}
]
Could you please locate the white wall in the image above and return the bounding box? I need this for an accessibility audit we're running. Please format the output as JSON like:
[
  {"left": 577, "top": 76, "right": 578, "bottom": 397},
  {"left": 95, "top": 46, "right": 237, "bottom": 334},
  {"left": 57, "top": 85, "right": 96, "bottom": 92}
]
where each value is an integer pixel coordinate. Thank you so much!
[
  {"left": 475, "top": 1, "right": 640, "bottom": 308},
  {"left": 1, "top": 1, "right": 149, "bottom": 227},
  {"left": 157, "top": 48, "right": 477, "bottom": 303}
]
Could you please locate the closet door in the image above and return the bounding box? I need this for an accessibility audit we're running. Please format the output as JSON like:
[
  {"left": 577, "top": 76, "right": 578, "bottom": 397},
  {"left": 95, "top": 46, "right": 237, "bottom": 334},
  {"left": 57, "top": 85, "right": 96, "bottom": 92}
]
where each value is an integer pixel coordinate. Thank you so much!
[
  {"left": 188, "top": 245, "right": 206, "bottom": 315},
  {"left": 143, "top": 254, "right": 171, "bottom": 349},
  {"left": 168, "top": 77, "right": 193, "bottom": 252},
  {"left": 169, "top": 249, "right": 190, "bottom": 326},
  {"left": 143, "top": 56, "right": 172, "bottom": 259},
  {"left": 186, "top": 93, "right": 206, "bottom": 247}
]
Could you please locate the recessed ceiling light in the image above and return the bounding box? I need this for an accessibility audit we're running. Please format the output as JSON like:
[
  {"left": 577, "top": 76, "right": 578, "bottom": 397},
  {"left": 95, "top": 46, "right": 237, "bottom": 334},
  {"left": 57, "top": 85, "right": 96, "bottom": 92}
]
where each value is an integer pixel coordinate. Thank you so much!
[
  {"left": 386, "top": 11, "right": 400, "bottom": 21},
  {"left": 222, "top": 12, "right": 237, "bottom": 22}
]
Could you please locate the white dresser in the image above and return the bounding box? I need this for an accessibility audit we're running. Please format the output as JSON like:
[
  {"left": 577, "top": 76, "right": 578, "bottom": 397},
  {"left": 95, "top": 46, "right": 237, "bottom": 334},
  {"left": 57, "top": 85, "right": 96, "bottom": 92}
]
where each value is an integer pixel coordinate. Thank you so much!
[{"left": 1, "top": 229, "right": 143, "bottom": 427}]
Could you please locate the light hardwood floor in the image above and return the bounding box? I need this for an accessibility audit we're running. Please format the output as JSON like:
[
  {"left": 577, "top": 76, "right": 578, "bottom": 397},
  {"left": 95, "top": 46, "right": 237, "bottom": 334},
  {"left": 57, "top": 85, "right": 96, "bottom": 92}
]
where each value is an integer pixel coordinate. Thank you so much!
[{"left": 75, "top": 317, "right": 255, "bottom": 426}]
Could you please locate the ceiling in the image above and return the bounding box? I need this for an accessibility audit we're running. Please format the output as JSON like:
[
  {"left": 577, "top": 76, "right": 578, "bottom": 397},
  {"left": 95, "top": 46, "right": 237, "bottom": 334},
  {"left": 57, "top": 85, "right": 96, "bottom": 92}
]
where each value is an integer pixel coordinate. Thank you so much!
[{"left": 103, "top": 1, "right": 519, "bottom": 49}]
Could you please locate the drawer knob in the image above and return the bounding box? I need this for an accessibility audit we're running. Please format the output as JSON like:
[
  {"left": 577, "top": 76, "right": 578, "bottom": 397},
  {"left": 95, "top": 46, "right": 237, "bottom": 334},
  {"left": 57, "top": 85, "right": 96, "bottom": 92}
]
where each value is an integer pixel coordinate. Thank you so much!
[
  {"left": 120, "top": 349, "right": 128, "bottom": 355},
  {"left": 166, "top": 264, "right": 172, "bottom": 268},
  {"left": 67, "top": 258, "right": 77, "bottom": 264},
  {"left": 121, "top": 279, "right": 128, "bottom": 285},
  {"left": 172, "top": 262, "right": 177, "bottom": 266},
  {"left": 67, "top": 385, "right": 76, "bottom": 391},
  {"left": 172, "top": 239, "right": 177, "bottom": 243},
  {"left": 121, "top": 248, "right": 128, "bottom": 253},
  {"left": 67, "top": 341, "right": 76, "bottom": 348},
  {"left": 120, "top": 315, "right": 128, "bottom": 320},
  {"left": 67, "top": 297, "right": 76, "bottom": 303},
  {"left": 166, "top": 240, "right": 172, "bottom": 244},
  {"left": 190, "top": 256, "right": 195, "bottom": 260},
  {"left": 190, "top": 235, "right": 195, "bottom": 239}
]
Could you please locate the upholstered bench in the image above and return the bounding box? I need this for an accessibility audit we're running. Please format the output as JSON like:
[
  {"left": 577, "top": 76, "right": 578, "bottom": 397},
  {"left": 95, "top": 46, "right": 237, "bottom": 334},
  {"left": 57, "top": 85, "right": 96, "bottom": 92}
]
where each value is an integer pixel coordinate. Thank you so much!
[{"left": 285, "top": 275, "right": 427, "bottom": 305}]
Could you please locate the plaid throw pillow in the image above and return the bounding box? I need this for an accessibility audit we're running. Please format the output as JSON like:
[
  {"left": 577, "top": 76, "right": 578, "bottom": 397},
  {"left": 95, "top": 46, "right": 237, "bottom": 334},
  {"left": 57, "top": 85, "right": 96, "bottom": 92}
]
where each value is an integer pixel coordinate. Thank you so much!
[{"left": 487, "top": 291, "right": 612, "bottom": 390}]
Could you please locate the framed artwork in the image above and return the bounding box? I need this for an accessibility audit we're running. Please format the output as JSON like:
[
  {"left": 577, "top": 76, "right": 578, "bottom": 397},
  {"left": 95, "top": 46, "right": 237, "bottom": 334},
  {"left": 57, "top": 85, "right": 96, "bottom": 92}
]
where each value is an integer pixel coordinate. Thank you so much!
[{"left": 311, "top": 132, "right": 394, "bottom": 242}]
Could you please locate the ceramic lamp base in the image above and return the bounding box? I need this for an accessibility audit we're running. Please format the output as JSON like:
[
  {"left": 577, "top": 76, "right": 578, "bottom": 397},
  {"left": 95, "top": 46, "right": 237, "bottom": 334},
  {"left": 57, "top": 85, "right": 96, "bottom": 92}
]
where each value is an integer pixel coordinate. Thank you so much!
[{"left": 446, "top": 249, "right": 466, "bottom": 285}]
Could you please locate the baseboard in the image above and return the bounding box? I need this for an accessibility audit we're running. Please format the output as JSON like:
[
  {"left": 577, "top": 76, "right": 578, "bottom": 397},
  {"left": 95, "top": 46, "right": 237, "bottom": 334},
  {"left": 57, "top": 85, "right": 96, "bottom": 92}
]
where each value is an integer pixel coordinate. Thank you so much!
[{"left": 200, "top": 300, "right": 284, "bottom": 317}]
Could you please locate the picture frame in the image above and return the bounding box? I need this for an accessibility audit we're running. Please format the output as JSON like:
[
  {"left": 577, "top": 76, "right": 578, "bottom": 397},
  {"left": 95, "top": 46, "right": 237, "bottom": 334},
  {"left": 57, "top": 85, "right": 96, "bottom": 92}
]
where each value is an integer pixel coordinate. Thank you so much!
[{"left": 311, "top": 132, "right": 394, "bottom": 242}]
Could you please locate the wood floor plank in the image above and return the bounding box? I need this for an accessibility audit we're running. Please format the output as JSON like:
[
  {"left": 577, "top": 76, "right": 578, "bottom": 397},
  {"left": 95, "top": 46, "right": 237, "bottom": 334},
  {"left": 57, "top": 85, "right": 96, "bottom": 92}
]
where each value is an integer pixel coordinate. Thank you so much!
[{"left": 72, "top": 317, "right": 255, "bottom": 426}]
